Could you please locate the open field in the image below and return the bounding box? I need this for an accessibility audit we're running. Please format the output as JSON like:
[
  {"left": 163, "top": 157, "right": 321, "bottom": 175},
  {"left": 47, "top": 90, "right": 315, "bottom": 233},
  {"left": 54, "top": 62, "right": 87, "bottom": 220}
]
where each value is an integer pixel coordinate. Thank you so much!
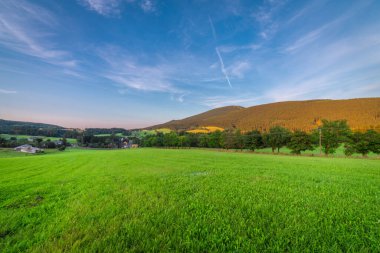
[
  {"left": 187, "top": 126, "right": 225, "bottom": 134},
  {"left": 0, "top": 134, "right": 77, "bottom": 144},
  {"left": 94, "top": 133, "right": 125, "bottom": 137},
  {"left": 1, "top": 148, "right": 379, "bottom": 252}
]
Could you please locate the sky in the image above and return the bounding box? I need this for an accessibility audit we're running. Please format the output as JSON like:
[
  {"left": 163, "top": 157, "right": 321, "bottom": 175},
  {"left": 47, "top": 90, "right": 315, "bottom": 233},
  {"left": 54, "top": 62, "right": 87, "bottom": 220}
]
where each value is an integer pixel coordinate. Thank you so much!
[{"left": 0, "top": 0, "right": 379, "bottom": 129}]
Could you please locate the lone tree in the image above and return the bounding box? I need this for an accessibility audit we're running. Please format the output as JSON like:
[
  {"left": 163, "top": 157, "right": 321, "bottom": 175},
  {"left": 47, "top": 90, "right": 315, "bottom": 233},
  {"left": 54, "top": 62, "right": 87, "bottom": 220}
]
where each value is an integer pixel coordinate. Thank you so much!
[
  {"left": 264, "top": 126, "right": 291, "bottom": 153},
  {"left": 320, "top": 119, "right": 350, "bottom": 155},
  {"left": 245, "top": 130, "right": 263, "bottom": 152},
  {"left": 287, "top": 130, "right": 314, "bottom": 155}
]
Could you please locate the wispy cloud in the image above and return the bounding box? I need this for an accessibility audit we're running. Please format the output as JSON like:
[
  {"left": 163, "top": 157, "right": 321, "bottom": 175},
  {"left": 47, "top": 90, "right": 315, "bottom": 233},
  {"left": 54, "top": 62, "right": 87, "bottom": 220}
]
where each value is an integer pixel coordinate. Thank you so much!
[
  {"left": 0, "top": 89, "right": 17, "bottom": 94},
  {"left": 95, "top": 46, "right": 182, "bottom": 94},
  {"left": 284, "top": 11, "right": 352, "bottom": 53},
  {"left": 252, "top": 0, "right": 285, "bottom": 40},
  {"left": 79, "top": 0, "right": 122, "bottom": 16},
  {"left": 227, "top": 61, "right": 251, "bottom": 79},
  {"left": 79, "top": 0, "right": 156, "bottom": 16},
  {"left": 0, "top": 1, "right": 76, "bottom": 68},
  {"left": 284, "top": 26, "right": 325, "bottom": 52},
  {"left": 140, "top": 0, "right": 155, "bottom": 13},
  {"left": 266, "top": 31, "right": 380, "bottom": 101}
]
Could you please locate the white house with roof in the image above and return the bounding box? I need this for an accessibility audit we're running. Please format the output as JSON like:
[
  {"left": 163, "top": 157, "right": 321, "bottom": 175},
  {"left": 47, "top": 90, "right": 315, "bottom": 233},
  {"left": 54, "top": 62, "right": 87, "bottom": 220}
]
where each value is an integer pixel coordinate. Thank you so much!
[{"left": 14, "top": 144, "right": 43, "bottom": 154}]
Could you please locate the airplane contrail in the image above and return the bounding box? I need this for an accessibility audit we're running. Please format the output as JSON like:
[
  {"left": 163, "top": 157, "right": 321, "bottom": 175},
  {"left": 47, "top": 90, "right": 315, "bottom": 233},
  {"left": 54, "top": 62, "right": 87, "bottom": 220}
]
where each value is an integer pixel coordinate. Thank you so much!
[
  {"left": 215, "top": 47, "right": 232, "bottom": 88},
  {"left": 208, "top": 16, "right": 217, "bottom": 41},
  {"left": 209, "top": 16, "right": 232, "bottom": 88}
]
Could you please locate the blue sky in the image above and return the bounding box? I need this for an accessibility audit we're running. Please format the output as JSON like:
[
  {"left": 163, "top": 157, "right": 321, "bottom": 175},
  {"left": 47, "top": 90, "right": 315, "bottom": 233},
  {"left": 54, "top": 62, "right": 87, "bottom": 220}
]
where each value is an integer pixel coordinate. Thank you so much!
[{"left": 0, "top": 0, "right": 379, "bottom": 128}]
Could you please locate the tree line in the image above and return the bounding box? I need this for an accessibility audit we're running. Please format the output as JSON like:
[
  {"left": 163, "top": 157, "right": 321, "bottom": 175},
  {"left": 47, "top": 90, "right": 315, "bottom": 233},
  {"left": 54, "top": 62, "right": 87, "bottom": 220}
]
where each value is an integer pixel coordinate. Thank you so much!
[
  {"left": 0, "top": 136, "right": 69, "bottom": 151},
  {"left": 141, "top": 120, "right": 380, "bottom": 157}
]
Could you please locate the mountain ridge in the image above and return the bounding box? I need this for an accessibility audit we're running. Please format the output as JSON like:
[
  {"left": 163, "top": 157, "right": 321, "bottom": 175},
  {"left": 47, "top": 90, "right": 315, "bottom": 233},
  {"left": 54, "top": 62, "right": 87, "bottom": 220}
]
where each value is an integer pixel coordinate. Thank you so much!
[{"left": 149, "top": 98, "right": 380, "bottom": 132}]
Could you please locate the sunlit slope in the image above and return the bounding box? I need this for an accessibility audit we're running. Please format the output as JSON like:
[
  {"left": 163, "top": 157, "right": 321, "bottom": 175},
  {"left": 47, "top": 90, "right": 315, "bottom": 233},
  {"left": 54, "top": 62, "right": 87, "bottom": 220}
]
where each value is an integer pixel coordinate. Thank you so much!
[
  {"left": 151, "top": 98, "right": 380, "bottom": 131},
  {"left": 150, "top": 106, "right": 244, "bottom": 130}
]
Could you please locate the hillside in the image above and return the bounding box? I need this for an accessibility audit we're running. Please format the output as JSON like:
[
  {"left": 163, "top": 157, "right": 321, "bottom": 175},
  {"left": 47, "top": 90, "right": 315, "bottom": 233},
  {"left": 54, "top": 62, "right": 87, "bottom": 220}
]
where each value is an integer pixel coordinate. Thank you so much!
[
  {"left": 0, "top": 119, "right": 64, "bottom": 131},
  {"left": 150, "top": 98, "right": 380, "bottom": 132}
]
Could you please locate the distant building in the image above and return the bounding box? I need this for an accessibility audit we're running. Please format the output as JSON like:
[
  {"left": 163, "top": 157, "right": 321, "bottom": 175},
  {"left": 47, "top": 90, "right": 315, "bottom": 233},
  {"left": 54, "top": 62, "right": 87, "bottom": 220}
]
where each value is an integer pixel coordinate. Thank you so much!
[
  {"left": 54, "top": 140, "right": 63, "bottom": 146},
  {"left": 14, "top": 144, "right": 43, "bottom": 154}
]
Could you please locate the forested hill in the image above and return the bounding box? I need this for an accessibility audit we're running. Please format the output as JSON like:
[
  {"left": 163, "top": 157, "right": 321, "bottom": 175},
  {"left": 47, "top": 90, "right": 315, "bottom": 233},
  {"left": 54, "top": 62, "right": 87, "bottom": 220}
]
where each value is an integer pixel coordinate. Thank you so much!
[
  {"left": 0, "top": 120, "right": 131, "bottom": 137},
  {"left": 0, "top": 119, "right": 64, "bottom": 131},
  {"left": 150, "top": 98, "right": 380, "bottom": 132}
]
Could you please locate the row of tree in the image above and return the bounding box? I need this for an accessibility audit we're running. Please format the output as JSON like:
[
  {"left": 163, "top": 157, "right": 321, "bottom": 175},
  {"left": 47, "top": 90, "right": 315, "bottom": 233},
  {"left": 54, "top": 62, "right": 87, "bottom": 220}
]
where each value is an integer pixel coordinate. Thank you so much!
[
  {"left": 78, "top": 135, "right": 125, "bottom": 148},
  {"left": 141, "top": 120, "right": 380, "bottom": 157},
  {"left": 77, "top": 135, "right": 139, "bottom": 148},
  {"left": 0, "top": 136, "right": 69, "bottom": 151}
]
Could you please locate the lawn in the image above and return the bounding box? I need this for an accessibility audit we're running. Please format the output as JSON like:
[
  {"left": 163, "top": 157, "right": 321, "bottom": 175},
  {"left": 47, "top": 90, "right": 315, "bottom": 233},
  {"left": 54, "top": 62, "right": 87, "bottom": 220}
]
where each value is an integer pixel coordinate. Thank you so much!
[
  {"left": 94, "top": 133, "right": 125, "bottom": 137},
  {"left": 0, "top": 148, "right": 379, "bottom": 252}
]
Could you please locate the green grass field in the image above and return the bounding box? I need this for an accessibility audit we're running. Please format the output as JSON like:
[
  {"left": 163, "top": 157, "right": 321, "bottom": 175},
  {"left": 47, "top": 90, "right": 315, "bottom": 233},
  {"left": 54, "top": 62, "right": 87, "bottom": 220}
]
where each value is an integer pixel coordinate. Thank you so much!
[
  {"left": 94, "top": 133, "right": 125, "bottom": 137},
  {"left": 0, "top": 134, "right": 77, "bottom": 144},
  {"left": 0, "top": 149, "right": 379, "bottom": 252}
]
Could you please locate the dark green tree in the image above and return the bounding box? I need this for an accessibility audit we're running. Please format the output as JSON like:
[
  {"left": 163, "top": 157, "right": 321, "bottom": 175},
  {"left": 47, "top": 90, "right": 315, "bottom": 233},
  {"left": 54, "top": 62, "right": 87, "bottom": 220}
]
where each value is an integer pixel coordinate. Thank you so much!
[
  {"left": 198, "top": 134, "right": 209, "bottom": 148},
  {"left": 178, "top": 135, "right": 190, "bottom": 148},
  {"left": 366, "top": 129, "right": 380, "bottom": 155},
  {"left": 320, "top": 120, "right": 350, "bottom": 155},
  {"left": 35, "top": 137, "right": 43, "bottom": 148},
  {"left": 287, "top": 130, "right": 314, "bottom": 154},
  {"left": 235, "top": 130, "right": 245, "bottom": 151},
  {"left": 244, "top": 130, "right": 263, "bottom": 152},
  {"left": 163, "top": 132, "right": 178, "bottom": 147},
  {"left": 222, "top": 130, "right": 237, "bottom": 150},
  {"left": 264, "top": 126, "right": 291, "bottom": 153},
  {"left": 208, "top": 131, "right": 222, "bottom": 148},
  {"left": 345, "top": 129, "right": 380, "bottom": 157}
]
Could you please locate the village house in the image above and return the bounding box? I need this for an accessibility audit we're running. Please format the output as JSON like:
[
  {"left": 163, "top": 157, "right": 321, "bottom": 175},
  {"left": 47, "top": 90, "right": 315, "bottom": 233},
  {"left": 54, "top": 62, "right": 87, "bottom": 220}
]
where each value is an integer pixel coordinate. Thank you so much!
[{"left": 14, "top": 144, "right": 43, "bottom": 154}]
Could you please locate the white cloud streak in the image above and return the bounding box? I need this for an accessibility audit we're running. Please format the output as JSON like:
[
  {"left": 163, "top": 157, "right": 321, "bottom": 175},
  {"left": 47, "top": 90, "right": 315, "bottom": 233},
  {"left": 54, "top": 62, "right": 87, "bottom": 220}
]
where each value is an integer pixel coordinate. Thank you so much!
[
  {"left": 215, "top": 48, "right": 232, "bottom": 88},
  {"left": 200, "top": 95, "right": 263, "bottom": 108},
  {"left": 208, "top": 16, "right": 217, "bottom": 40},
  {"left": 208, "top": 16, "right": 233, "bottom": 88},
  {"left": 218, "top": 43, "right": 261, "bottom": 53},
  {"left": 0, "top": 89, "right": 17, "bottom": 94}
]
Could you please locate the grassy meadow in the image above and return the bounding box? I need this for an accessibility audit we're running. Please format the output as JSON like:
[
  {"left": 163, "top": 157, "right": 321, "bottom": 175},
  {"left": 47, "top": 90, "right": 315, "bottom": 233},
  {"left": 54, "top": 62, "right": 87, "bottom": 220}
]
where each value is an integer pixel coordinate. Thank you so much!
[{"left": 0, "top": 148, "right": 379, "bottom": 252}]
